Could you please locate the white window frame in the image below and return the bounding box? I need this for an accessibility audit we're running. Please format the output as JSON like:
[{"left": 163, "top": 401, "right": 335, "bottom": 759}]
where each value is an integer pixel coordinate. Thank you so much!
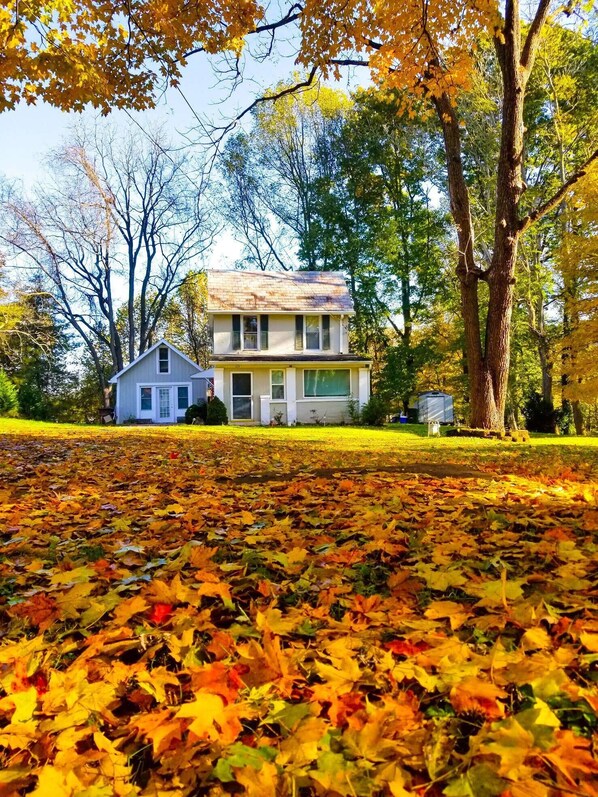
[
  {"left": 139, "top": 386, "right": 153, "bottom": 414},
  {"left": 302, "top": 368, "right": 351, "bottom": 399},
  {"left": 176, "top": 385, "right": 190, "bottom": 412},
  {"left": 157, "top": 345, "right": 170, "bottom": 375},
  {"left": 270, "top": 369, "right": 285, "bottom": 400},
  {"left": 304, "top": 315, "right": 322, "bottom": 351},
  {"left": 242, "top": 315, "right": 260, "bottom": 351},
  {"left": 231, "top": 372, "right": 253, "bottom": 420},
  {"left": 136, "top": 382, "right": 192, "bottom": 420}
]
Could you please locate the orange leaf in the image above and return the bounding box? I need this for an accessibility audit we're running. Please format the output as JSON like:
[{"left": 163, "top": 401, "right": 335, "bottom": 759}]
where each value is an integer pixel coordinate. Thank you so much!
[{"left": 450, "top": 677, "right": 508, "bottom": 719}]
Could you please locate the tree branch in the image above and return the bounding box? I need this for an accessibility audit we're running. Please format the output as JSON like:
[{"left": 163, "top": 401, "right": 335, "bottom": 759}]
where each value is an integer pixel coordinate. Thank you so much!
[
  {"left": 233, "top": 66, "right": 319, "bottom": 125},
  {"left": 182, "top": 5, "right": 304, "bottom": 60},
  {"left": 520, "top": 0, "right": 552, "bottom": 77},
  {"left": 519, "top": 148, "right": 598, "bottom": 233},
  {"left": 328, "top": 59, "right": 371, "bottom": 67}
]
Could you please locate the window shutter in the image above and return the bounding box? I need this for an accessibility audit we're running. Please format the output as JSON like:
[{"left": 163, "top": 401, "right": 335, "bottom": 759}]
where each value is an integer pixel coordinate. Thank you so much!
[
  {"left": 322, "top": 315, "right": 331, "bottom": 350},
  {"left": 295, "top": 315, "right": 304, "bottom": 350},
  {"left": 260, "top": 315, "right": 269, "bottom": 350},
  {"left": 232, "top": 314, "right": 241, "bottom": 349}
]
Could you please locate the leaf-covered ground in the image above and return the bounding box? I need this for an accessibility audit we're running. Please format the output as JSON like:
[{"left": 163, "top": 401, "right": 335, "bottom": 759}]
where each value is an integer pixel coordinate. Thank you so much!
[{"left": 0, "top": 419, "right": 597, "bottom": 797}]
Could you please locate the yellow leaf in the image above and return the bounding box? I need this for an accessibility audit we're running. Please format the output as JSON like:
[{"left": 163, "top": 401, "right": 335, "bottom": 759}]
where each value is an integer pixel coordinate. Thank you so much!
[
  {"left": 176, "top": 691, "right": 242, "bottom": 744},
  {"left": 10, "top": 687, "right": 38, "bottom": 722},
  {"left": 111, "top": 595, "right": 150, "bottom": 625},
  {"left": 316, "top": 657, "right": 362, "bottom": 694},
  {"left": 50, "top": 566, "right": 95, "bottom": 586},
  {"left": 256, "top": 607, "right": 297, "bottom": 636},
  {"left": 425, "top": 600, "right": 470, "bottom": 630},
  {"left": 521, "top": 627, "right": 552, "bottom": 651},
  {"left": 147, "top": 719, "right": 184, "bottom": 756},
  {"left": 580, "top": 631, "right": 598, "bottom": 652},
  {"left": 0, "top": 720, "right": 38, "bottom": 749},
  {"left": 136, "top": 666, "right": 180, "bottom": 703}
]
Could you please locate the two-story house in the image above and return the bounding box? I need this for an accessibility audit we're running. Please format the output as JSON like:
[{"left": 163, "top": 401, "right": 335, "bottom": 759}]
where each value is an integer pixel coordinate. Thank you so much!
[{"left": 208, "top": 270, "right": 371, "bottom": 424}]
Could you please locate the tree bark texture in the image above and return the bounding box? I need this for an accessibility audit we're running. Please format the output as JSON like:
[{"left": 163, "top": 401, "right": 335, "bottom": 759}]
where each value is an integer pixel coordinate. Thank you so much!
[{"left": 432, "top": 0, "right": 551, "bottom": 429}]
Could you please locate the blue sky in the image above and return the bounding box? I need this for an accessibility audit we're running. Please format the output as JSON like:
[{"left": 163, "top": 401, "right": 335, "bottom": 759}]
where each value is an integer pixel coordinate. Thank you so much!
[
  {"left": 0, "top": 57, "right": 251, "bottom": 186},
  {"left": 0, "top": 54, "right": 311, "bottom": 267},
  {"left": 0, "top": 51, "right": 366, "bottom": 270}
]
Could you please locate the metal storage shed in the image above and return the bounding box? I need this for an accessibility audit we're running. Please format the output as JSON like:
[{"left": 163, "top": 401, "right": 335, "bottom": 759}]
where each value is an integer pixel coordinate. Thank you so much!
[{"left": 417, "top": 391, "right": 454, "bottom": 424}]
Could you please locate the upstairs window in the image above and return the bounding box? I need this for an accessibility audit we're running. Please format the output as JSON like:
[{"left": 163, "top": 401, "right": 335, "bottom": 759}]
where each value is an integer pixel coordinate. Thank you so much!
[
  {"left": 158, "top": 346, "right": 170, "bottom": 374},
  {"left": 232, "top": 315, "right": 269, "bottom": 350},
  {"left": 305, "top": 315, "right": 320, "bottom": 349},
  {"left": 296, "top": 315, "right": 331, "bottom": 351},
  {"left": 243, "top": 316, "right": 259, "bottom": 350}
]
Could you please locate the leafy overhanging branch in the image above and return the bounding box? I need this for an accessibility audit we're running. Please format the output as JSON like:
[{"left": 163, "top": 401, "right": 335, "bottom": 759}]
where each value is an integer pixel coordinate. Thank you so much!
[{"left": 519, "top": 147, "right": 598, "bottom": 233}]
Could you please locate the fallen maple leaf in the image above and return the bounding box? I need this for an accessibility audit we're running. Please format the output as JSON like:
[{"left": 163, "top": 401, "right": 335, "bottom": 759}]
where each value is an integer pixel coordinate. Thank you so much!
[
  {"left": 147, "top": 603, "right": 173, "bottom": 624},
  {"left": 450, "top": 677, "right": 508, "bottom": 719}
]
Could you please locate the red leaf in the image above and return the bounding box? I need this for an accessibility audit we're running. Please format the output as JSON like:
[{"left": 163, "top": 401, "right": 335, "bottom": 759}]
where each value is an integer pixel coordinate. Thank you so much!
[
  {"left": 384, "top": 639, "right": 429, "bottom": 657},
  {"left": 148, "top": 603, "right": 174, "bottom": 624}
]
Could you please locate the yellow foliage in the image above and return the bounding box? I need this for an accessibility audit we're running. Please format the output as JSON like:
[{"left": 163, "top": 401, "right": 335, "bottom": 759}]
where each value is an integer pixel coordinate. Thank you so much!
[
  {"left": 0, "top": 0, "right": 504, "bottom": 112},
  {"left": 559, "top": 163, "right": 598, "bottom": 402}
]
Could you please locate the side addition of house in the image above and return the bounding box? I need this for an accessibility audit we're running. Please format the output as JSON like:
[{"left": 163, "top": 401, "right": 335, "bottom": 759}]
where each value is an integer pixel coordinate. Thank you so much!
[
  {"left": 208, "top": 270, "right": 371, "bottom": 424},
  {"left": 110, "top": 339, "right": 213, "bottom": 424}
]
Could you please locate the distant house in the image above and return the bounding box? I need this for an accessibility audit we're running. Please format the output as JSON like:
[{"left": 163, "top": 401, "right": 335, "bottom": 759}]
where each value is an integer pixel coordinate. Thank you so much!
[
  {"left": 208, "top": 270, "right": 371, "bottom": 424},
  {"left": 110, "top": 339, "right": 213, "bottom": 424}
]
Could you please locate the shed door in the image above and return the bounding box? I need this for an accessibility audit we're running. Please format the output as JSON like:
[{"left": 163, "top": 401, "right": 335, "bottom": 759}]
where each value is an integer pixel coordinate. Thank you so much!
[{"left": 156, "top": 387, "right": 174, "bottom": 423}]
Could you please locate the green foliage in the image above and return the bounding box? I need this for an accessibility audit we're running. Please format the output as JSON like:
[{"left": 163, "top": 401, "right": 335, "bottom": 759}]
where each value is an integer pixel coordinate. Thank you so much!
[
  {"left": 185, "top": 401, "right": 207, "bottom": 424},
  {"left": 206, "top": 396, "right": 228, "bottom": 425},
  {"left": 0, "top": 276, "right": 78, "bottom": 421},
  {"left": 0, "top": 369, "right": 18, "bottom": 415},
  {"left": 160, "top": 272, "right": 211, "bottom": 369},
  {"left": 360, "top": 395, "right": 388, "bottom": 426},
  {"left": 522, "top": 392, "right": 557, "bottom": 433},
  {"left": 346, "top": 397, "right": 361, "bottom": 424}
]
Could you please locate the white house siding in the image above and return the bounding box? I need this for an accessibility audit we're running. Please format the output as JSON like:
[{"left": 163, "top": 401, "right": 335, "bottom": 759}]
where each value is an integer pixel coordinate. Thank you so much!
[
  {"left": 212, "top": 314, "right": 346, "bottom": 356},
  {"left": 116, "top": 348, "right": 207, "bottom": 424},
  {"left": 216, "top": 365, "right": 366, "bottom": 425},
  {"left": 296, "top": 400, "right": 349, "bottom": 424}
]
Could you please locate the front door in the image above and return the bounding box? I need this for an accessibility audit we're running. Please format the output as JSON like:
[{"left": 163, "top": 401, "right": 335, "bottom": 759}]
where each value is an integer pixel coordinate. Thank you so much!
[
  {"left": 231, "top": 372, "right": 253, "bottom": 420},
  {"left": 156, "top": 387, "right": 174, "bottom": 423}
]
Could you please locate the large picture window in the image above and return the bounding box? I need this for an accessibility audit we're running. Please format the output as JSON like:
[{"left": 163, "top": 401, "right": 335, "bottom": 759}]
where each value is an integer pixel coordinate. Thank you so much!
[
  {"left": 304, "top": 369, "right": 350, "bottom": 398},
  {"left": 232, "top": 373, "right": 252, "bottom": 420}
]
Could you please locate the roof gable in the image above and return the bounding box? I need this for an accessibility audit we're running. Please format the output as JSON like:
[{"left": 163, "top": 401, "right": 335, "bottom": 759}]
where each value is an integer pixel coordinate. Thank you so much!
[
  {"left": 109, "top": 339, "right": 202, "bottom": 383},
  {"left": 207, "top": 270, "right": 354, "bottom": 314}
]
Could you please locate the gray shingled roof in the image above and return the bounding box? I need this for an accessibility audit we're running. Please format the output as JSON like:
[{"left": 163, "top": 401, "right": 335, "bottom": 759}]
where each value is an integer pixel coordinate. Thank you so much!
[{"left": 207, "top": 270, "right": 354, "bottom": 314}]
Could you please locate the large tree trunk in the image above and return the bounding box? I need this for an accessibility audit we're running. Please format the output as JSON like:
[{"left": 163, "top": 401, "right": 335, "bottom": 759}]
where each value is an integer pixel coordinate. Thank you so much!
[
  {"left": 433, "top": 93, "right": 503, "bottom": 428},
  {"left": 432, "top": 0, "right": 533, "bottom": 429}
]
